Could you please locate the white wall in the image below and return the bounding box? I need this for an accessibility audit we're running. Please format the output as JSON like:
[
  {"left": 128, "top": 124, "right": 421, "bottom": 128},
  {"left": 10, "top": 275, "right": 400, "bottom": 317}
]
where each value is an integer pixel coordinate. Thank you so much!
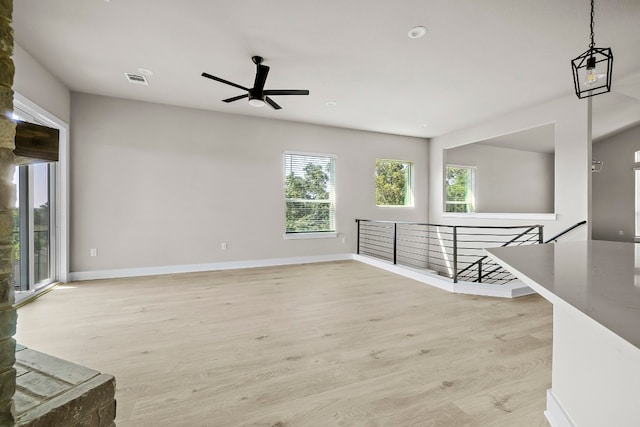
[
  {"left": 551, "top": 303, "right": 640, "bottom": 427},
  {"left": 430, "top": 95, "right": 590, "bottom": 241},
  {"left": 70, "top": 93, "right": 429, "bottom": 273},
  {"left": 445, "top": 144, "right": 554, "bottom": 213},
  {"left": 13, "top": 43, "right": 70, "bottom": 123},
  {"left": 13, "top": 42, "right": 72, "bottom": 282},
  {"left": 592, "top": 124, "right": 640, "bottom": 242}
]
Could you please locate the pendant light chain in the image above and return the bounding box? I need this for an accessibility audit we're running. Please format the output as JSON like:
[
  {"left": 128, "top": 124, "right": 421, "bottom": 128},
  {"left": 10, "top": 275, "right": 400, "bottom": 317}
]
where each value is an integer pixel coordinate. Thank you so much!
[{"left": 589, "top": 0, "right": 595, "bottom": 49}]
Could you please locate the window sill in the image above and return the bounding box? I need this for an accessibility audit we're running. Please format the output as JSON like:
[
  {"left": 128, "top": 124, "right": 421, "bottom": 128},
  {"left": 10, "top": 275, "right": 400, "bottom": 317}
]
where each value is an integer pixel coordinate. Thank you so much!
[
  {"left": 284, "top": 232, "right": 338, "bottom": 240},
  {"left": 442, "top": 212, "right": 557, "bottom": 221}
]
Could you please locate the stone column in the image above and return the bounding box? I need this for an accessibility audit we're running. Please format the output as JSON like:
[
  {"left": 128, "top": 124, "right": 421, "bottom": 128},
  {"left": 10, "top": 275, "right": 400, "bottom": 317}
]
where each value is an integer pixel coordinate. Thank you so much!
[{"left": 0, "top": 0, "right": 16, "bottom": 425}]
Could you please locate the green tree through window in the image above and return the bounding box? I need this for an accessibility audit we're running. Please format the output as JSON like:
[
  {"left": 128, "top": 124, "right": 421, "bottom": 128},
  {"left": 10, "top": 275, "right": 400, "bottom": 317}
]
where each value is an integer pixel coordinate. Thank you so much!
[
  {"left": 376, "top": 160, "right": 412, "bottom": 206},
  {"left": 284, "top": 153, "right": 335, "bottom": 233},
  {"left": 445, "top": 165, "right": 475, "bottom": 212}
]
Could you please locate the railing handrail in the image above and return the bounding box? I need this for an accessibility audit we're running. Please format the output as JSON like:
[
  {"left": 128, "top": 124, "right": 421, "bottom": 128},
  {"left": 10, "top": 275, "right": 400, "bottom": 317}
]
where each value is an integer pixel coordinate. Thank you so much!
[
  {"left": 543, "top": 220, "right": 587, "bottom": 243},
  {"left": 355, "top": 218, "right": 542, "bottom": 230}
]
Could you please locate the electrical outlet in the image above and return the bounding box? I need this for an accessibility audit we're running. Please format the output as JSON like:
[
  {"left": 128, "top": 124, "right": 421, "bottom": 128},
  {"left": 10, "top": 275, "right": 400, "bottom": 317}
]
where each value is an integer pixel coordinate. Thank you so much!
[
  {"left": 90, "top": 248, "right": 97, "bottom": 257},
  {"left": 221, "top": 242, "right": 228, "bottom": 250},
  {"left": 619, "top": 230, "right": 624, "bottom": 236},
  {"left": 341, "top": 237, "right": 346, "bottom": 244}
]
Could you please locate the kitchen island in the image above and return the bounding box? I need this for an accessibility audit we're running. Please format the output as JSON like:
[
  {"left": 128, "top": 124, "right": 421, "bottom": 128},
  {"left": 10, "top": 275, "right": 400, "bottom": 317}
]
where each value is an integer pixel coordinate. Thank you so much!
[{"left": 487, "top": 240, "right": 640, "bottom": 427}]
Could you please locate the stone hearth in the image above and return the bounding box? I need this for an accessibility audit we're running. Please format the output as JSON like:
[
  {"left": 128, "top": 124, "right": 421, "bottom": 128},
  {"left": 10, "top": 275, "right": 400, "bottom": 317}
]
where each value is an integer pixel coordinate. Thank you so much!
[{"left": 14, "top": 345, "right": 116, "bottom": 427}]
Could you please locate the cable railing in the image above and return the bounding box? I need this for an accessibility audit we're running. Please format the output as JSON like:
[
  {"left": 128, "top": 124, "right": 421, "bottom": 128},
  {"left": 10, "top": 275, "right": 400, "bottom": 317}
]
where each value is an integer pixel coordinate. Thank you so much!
[
  {"left": 356, "top": 219, "right": 588, "bottom": 286},
  {"left": 455, "top": 225, "right": 542, "bottom": 283},
  {"left": 11, "top": 229, "right": 50, "bottom": 291},
  {"left": 356, "top": 219, "right": 543, "bottom": 285}
]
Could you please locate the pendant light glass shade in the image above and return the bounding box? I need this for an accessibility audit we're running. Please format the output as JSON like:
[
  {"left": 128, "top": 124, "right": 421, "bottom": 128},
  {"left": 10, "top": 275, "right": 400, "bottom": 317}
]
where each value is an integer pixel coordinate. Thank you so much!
[{"left": 572, "top": 47, "right": 613, "bottom": 98}]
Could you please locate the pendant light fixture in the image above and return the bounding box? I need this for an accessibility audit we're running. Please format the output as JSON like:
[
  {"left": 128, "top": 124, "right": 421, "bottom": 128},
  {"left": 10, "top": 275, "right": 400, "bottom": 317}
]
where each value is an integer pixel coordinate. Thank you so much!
[{"left": 571, "top": 0, "right": 613, "bottom": 98}]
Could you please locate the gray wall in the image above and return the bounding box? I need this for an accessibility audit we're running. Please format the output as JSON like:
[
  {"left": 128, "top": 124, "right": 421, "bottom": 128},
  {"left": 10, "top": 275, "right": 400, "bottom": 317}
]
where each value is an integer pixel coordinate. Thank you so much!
[
  {"left": 430, "top": 95, "right": 590, "bottom": 240},
  {"left": 445, "top": 144, "right": 554, "bottom": 213},
  {"left": 70, "top": 93, "right": 429, "bottom": 273},
  {"left": 592, "top": 124, "right": 640, "bottom": 242},
  {"left": 13, "top": 43, "right": 70, "bottom": 123}
]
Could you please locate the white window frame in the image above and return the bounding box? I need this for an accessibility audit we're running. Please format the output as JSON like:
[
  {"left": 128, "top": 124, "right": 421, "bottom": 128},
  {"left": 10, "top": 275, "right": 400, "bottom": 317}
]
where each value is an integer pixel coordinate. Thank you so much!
[
  {"left": 283, "top": 150, "right": 337, "bottom": 240},
  {"left": 444, "top": 164, "right": 476, "bottom": 213},
  {"left": 14, "top": 162, "right": 57, "bottom": 291},
  {"left": 375, "top": 159, "right": 414, "bottom": 207},
  {"left": 12, "top": 92, "right": 69, "bottom": 304}
]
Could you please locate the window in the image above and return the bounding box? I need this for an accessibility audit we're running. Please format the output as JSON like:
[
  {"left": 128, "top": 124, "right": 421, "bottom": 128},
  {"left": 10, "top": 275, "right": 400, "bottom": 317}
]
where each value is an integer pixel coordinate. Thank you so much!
[
  {"left": 376, "top": 159, "right": 413, "bottom": 207},
  {"left": 284, "top": 152, "right": 336, "bottom": 235},
  {"left": 445, "top": 165, "right": 476, "bottom": 213},
  {"left": 12, "top": 162, "right": 56, "bottom": 293}
]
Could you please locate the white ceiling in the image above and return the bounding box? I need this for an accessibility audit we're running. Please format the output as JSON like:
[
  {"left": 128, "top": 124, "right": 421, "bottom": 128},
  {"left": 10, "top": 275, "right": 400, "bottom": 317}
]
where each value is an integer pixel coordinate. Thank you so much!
[
  {"left": 477, "top": 123, "right": 556, "bottom": 154},
  {"left": 12, "top": 0, "right": 640, "bottom": 139}
]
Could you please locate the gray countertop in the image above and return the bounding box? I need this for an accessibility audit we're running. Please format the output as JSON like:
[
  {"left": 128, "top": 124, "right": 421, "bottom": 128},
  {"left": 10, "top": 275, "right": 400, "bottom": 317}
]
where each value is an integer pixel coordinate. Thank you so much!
[{"left": 487, "top": 240, "right": 640, "bottom": 349}]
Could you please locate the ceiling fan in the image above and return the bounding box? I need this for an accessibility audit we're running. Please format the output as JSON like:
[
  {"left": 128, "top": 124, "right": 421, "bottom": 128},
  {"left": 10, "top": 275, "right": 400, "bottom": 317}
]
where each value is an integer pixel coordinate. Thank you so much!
[{"left": 201, "top": 56, "right": 309, "bottom": 110}]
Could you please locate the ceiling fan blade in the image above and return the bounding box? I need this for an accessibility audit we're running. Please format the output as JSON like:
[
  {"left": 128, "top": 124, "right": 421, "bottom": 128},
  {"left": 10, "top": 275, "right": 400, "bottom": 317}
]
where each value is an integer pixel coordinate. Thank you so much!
[
  {"left": 265, "top": 97, "right": 282, "bottom": 110},
  {"left": 201, "top": 72, "right": 249, "bottom": 91},
  {"left": 263, "top": 89, "right": 310, "bottom": 96},
  {"left": 222, "top": 94, "right": 249, "bottom": 103},
  {"left": 253, "top": 65, "right": 270, "bottom": 92}
]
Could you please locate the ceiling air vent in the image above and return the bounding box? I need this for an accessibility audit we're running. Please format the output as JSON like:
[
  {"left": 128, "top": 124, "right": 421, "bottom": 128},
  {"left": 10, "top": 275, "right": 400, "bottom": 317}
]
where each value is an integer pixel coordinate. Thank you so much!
[{"left": 124, "top": 73, "right": 149, "bottom": 85}]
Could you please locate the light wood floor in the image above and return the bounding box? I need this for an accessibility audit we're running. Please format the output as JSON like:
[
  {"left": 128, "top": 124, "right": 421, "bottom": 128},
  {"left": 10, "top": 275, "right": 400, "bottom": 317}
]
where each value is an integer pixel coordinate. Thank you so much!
[{"left": 15, "top": 261, "right": 552, "bottom": 427}]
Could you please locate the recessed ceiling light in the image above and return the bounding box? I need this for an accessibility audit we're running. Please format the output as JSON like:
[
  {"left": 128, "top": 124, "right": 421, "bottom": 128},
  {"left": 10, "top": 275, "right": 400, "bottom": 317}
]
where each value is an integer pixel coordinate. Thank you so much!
[
  {"left": 325, "top": 101, "right": 337, "bottom": 107},
  {"left": 137, "top": 68, "right": 154, "bottom": 77},
  {"left": 408, "top": 26, "right": 428, "bottom": 39},
  {"left": 419, "top": 123, "right": 430, "bottom": 128}
]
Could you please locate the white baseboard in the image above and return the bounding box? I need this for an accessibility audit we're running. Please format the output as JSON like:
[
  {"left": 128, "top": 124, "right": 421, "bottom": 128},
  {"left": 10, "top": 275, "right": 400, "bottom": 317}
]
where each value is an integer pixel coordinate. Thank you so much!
[
  {"left": 69, "top": 253, "right": 353, "bottom": 281},
  {"left": 353, "top": 254, "right": 534, "bottom": 298},
  {"left": 453, "top": 279, "right": 535, "bottom": 298},
  {"left": 545, "top": 389, "right": 576, "bottom": 427}
]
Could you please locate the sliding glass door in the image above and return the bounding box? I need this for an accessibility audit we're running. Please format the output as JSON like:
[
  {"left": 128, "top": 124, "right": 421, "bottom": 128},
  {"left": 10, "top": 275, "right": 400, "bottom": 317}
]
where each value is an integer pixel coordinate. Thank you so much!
[{"left": 12, "top": 161, "right": 56, "bottom": 294}]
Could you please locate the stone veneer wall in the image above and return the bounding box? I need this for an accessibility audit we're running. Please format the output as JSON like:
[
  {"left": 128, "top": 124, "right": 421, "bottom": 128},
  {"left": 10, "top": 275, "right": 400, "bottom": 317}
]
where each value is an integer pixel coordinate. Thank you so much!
[{"left": 0, "top": 0, "right": 17, "bottom": 424}]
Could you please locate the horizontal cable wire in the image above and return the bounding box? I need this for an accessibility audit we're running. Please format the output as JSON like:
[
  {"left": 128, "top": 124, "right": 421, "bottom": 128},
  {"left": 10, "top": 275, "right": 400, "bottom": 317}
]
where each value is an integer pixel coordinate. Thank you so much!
[{"left": 357, "top": 219, "right": 542, "bottom": 285}]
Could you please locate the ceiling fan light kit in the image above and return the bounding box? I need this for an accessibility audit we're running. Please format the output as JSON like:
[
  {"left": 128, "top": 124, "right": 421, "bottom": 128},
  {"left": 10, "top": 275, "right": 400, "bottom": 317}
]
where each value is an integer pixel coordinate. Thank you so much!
[
  {"left": 248, "top": 98, "right": 266, "bottom": 107},
  {"left": 201, "top": 56, "right": 310, "bottom": 110},
  {"left": 571, "top": 0, "right": 613, "bottom": 99}
]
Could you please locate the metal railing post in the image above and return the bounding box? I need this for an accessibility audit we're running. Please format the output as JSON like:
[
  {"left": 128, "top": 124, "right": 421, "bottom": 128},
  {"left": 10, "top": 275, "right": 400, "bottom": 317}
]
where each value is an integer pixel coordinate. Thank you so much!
[
  {"left": 478, "top": 259, "right": 482, "bottom": 283},
  {"left": 538, "top": 225, "right": 544, "bottom": 244},
  {"left": 426, "top": 224, "right": 431, "bottom": 270},
  {"left": 393, "top": 222, "right": 397, "bottom": 265},
  {"left": 453, "top": 226, "right": 458, "bottom": 283},
  {"left": 356, "top": 219, "right": 360, "bottom": 254}
]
